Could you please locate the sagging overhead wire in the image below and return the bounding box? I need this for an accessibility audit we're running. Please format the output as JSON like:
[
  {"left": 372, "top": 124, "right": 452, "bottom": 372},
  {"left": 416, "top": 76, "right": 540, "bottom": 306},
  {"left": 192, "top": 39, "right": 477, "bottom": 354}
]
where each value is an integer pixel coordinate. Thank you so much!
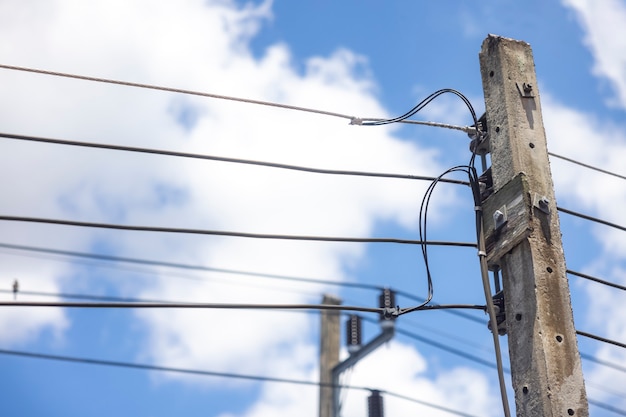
[
  {"left": 397, "top": 165, "right": 479, "bottom": 317},
  {"left": 567, "top": 269, "right": 626, "bottom": 292},
  {"left": 6, "top": 285, "right": 626, "bottom": 390},
  {"left": 0, "top": 242, "right": 486, "bottom": 324},
  {"left": 549, "top": 152, "right": 626, "bottom": 182},
  {"left": 0, "top": 132, "right": 470, "bottom": 186},
  {"left": 0, "top": 64, "right": 478, "bottom": 134},
  {"left": 355, "top": 88, "right": 479, "bottom": 131},
  {"left": 0, "top": 216, "right": 477, "bottom": 248},
  {"left": 0, "top": 348, "right": 481, "bottom": 417},
  {"left": 360, "top": 90, "right": 510, "bottom": 417},
  {"left": 558, "top": 206, "right": 626, "bottom": 233}
]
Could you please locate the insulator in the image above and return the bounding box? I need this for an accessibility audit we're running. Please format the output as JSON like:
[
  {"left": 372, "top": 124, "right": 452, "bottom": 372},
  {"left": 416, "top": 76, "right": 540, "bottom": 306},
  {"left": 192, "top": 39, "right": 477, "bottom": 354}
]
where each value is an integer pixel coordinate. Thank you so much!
[
  {"left": 346, "top": 314, "right": 362, "bottom": 354},
  {"left": 368, "top": 390, "right": 384, "bottom": 417},
  {"left": 378, "top": 288, "right": 396, "bottom": 327}
]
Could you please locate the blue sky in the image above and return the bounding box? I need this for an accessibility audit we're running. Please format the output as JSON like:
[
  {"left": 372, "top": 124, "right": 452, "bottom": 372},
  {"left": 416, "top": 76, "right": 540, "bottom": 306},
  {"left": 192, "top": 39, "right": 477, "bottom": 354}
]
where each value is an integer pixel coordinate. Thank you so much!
[{"left": 0, "top": 0, "right": 625, "bottom": 416}]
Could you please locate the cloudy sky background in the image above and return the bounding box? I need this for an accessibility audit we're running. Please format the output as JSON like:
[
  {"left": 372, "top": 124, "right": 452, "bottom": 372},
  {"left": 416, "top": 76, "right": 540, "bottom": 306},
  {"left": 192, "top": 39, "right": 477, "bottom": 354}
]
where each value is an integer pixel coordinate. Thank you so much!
[{"left": 0, "top": 0, "right": 625, "bottom": 416}]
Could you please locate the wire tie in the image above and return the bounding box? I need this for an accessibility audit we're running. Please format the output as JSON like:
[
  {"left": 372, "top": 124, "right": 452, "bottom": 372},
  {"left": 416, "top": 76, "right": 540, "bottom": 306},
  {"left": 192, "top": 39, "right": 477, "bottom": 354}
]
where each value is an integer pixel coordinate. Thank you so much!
[
  {"left": 474, "top": 206, "right": 483, "bottom": 212},
  {"left": 477, "top": 250, "right": 487, "bottom": 257}
]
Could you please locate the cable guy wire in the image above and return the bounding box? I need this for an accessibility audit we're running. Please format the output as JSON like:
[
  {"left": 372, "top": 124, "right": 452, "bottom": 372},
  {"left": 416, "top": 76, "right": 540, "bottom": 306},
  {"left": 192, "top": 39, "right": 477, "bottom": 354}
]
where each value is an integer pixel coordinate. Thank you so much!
[
  {"left": 0, "top": 132, "right": 470, "bottom": 186},
  {"left": 0, "top": 64, "right": 477, "bottom": 133}
]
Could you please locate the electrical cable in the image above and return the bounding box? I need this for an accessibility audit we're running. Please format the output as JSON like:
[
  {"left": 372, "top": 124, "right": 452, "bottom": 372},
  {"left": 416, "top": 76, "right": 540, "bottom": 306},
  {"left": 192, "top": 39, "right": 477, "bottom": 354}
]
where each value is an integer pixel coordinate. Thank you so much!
[
  {"left": 397, "top": 166, "right": 477, "bottom": 316},
  {"left": 558, "top": 206, "right": 626, "bottom": 233},
  {"left": 393, "top": 288, "right": 486, "bottom": 324},
  {"left": 358, "top": 315, "right": 508, "bottom": 372},
  {"left": 0, "top": 242, "right": 489, "bottom": 325},
  {"left": 0, "top": 348, "right": 481, "bottom": 417},
  {"left": 359, "top": 89, "right": 479, "bottom": 130},
  {"left": 0, "top": 242, "right": 382, "bottom": 291},
  {"left": 577, "top": 330, "right": 626, "bottom": 350},
  {"left": 567, "top": 269, "right": 626, "bottom": 292},
  {"left": 579, "top": 352, "right": 626, "bottom": 374},
  {"left": 0, "top": 132, "right": 470, "bottom": 186},
  {"left": 588, "top": 399, "right": 626, "bottom": 417},
  {"left": 8, "top": 286, "right": 625, "bottom": 379},
  {"left": 362, "top": 91, "right": 510, "bottom": 417},
  {"left": 0, "top": 64, "right": 478, "bottom": 134},
  {"left": 473, "top": 175, "right": 512, "bottom": 417},
  {"left": 549, "top": 152, "right": 626, "bottom": 182},
  {"left": 7, "top": 286, "right": 626, "bottom": 397},
  {"left": 0, "top": 300, "right": 383, "bottom": 313},
  {"left": 0, "top": 216, "right": 478, "bottom": 247}
]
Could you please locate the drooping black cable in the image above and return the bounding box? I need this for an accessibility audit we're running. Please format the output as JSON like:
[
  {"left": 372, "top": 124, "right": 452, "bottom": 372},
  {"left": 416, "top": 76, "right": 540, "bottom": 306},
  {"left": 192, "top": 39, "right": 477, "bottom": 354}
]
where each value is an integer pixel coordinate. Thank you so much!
[
  {"left": 587, "top": 399, "right": 626, "bottom": 417},
  {"left": 577, "top": 330, "right": 626, "bottom": 350},
  {"left": 0, "top": 242, "right": 486, "bottom": 324},
  {"left": 0, "top": 348, "right": 480, "bottom": 417},
  {"left": 0, "top": 216, "right": 478, "bottom": 247},
  {"left": 567, "top": 269, "right": 626, "bottom": 292},
  {"left": 465, "top": 127, "right": 512, "bottom": 417},
  {"left": 558, "top": 206, "right": 626, "bottom": 233},
  {"left": 0, "top": 242, "right": 382, "bottom": 291},
  {"left": 6, "top": 286, "right": 626, "bottom": 380},
  {"left": 0, "top": 132, "right": 470, "bottom": 186},
  {"left": 398, "top": 166, "right": 476, "bottom": 316},
  {"left": 549, "top": 152, "right": 626, "bottom": 182},
  {"left": 361, "top": 89, "right": 479, "bottom": 130},
  {"left": 0, "top": 300, "right": 383, "bottom": 314}
]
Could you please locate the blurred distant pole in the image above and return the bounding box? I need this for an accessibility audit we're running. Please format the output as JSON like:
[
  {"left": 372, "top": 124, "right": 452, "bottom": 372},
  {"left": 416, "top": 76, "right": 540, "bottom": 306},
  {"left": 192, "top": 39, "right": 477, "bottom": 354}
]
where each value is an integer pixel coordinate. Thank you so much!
[
  {"left": 480, "top": 35, "right": 588, "bottom": 416},
  {"left": 319, "top": 294, "right": 341, "bottom": 417}
]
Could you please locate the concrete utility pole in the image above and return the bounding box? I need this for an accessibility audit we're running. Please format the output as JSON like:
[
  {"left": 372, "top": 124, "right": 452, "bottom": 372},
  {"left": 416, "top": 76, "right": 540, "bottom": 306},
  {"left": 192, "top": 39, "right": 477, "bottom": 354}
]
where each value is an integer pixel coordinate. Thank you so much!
[
  {"left": 319, "top": 294, "right": 341, "bottom": 417},
  {"left": 479, "top": 35, "right": 588, "bottom": 416}
]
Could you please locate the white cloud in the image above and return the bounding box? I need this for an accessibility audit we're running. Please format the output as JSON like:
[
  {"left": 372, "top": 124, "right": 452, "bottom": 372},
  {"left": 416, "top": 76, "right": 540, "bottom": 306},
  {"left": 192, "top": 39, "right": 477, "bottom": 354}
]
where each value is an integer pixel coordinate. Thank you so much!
[
  {"left": 562, "top": 0, "right": 626, "bottom": 108},
  {"left": 0, "top": 1, "right": 491, "bottom": 415}
]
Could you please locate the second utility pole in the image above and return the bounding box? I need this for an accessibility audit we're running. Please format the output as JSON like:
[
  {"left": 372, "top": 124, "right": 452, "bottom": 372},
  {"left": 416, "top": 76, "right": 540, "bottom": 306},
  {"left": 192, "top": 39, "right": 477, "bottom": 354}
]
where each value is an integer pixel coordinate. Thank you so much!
[{"left": 479, "top": 35, "right": 588, "bottom": 416}]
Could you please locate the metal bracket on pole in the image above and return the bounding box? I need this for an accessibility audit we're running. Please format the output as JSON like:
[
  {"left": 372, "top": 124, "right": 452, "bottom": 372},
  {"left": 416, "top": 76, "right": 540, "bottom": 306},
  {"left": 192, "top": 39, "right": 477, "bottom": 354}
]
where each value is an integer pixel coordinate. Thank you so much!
[{"left": 331, "top": 326, "right": 394, "bottom": 417}]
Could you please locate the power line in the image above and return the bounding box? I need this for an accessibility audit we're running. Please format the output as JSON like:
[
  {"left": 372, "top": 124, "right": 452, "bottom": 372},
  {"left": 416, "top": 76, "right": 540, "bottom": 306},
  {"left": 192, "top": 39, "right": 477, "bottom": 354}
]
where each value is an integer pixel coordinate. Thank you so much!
[
  {"left": 0, "top": 348, "right": 481, "bottom": 417},
  {"left": 558, "top": 206, "right": 626, "bottom": 233},
  {"left": 0, "top": 216, "right": 478, "bottom": 247},
  {"left": 358, "top": 315, "right": 508, "bottom": 373},
  {"left": 0, "top": 300, "right": 383, "bottom": 314},
  {"left": 567, "top": 269, "right": 626, "bottom": 292},
  {"left": 0, "top": 242, "right": 488, "bottom": 323},
  {"left": 588, "top": 399, "right": 626, "bottom": 417},
  {"left": 0, "top": 242, "right": 381, "bottom": 291},
  {"left": 0, "top": 64, "right": 478, "bottom": 134},
  {"left": 577, "top": 330, "right": 626, "bottom": 350},
  {"left": 0, "top": 132, "right": 470, "bottom": 186},
  {"left": 549, "top": 152, "right": 626, "bottom": 182},
  {"left": 580, "top": 352, "right": 626, "bottom": 374},
  {"left": 7, "top": 286, "right": 626, "bottom": 388}
]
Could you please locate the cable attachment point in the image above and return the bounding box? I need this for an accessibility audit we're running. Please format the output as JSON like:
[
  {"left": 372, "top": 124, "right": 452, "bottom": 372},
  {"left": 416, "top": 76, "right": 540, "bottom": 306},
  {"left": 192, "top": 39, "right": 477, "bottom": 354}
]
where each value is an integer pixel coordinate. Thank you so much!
[
  {"left": 487, "top": 290, "right": 507, "bottom": 336},
  {"left": 381, "top": 307, "right": 399, "bottom": 320},
  {"left": 349, "top": 117, "right": 363, "bottom": 125},
  {"left": 379, "top": 288, "right": 398, "bottom": 328}
]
